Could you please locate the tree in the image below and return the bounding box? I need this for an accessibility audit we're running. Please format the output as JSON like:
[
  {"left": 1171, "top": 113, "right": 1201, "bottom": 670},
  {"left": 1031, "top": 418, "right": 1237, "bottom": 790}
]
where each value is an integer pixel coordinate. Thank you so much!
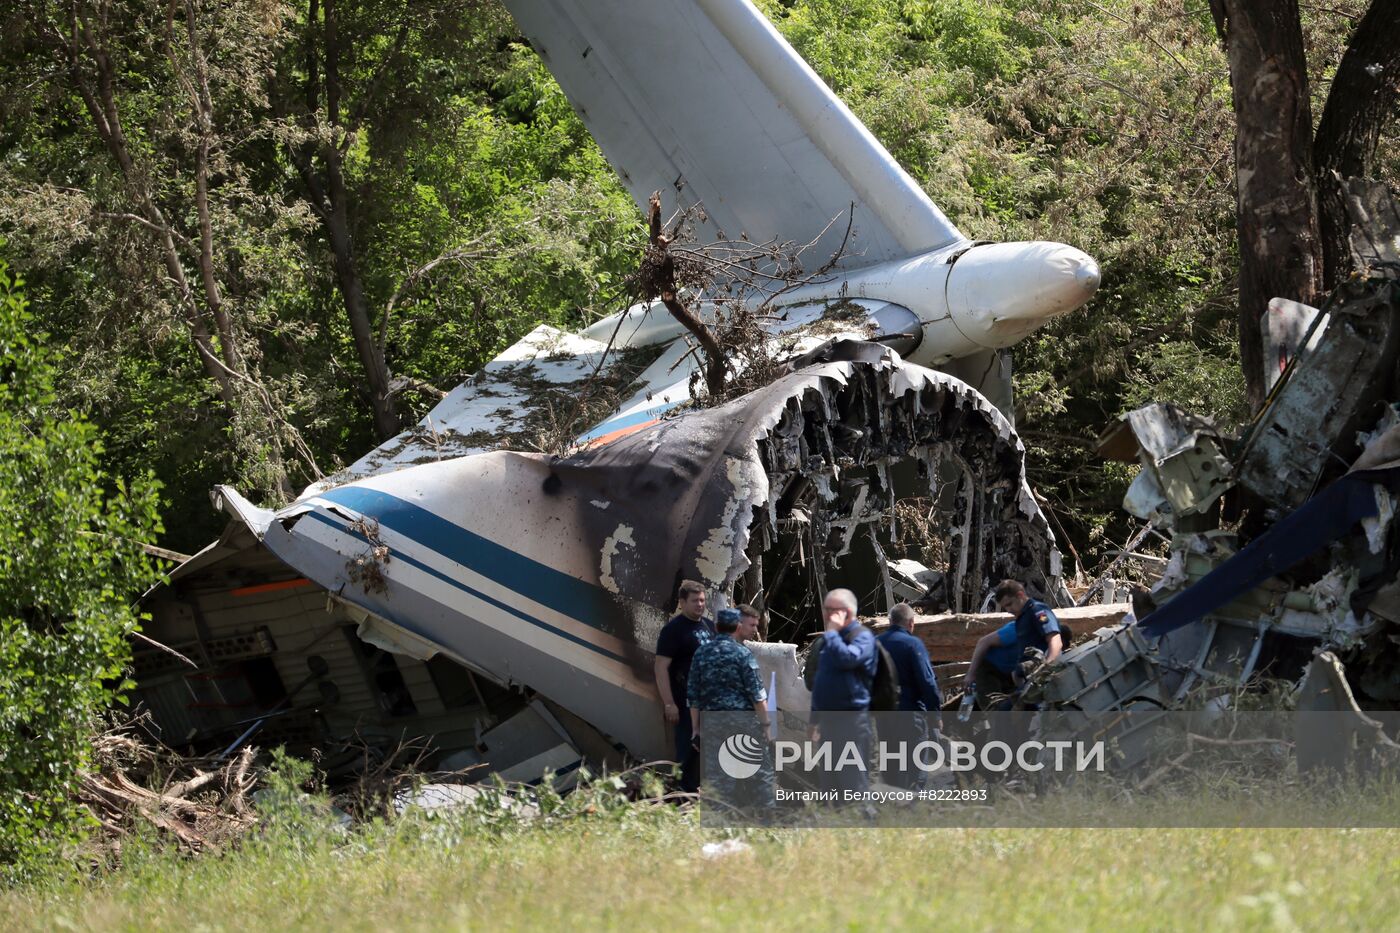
[
  {"left": 0, "top": 257, "right": 162, "bottom": 879},
  {"left": 269, "top": 0, "right": 509, "bottom": 441},
  {"left": 1313, "top": 0, "right": 1400, "bottom": 288},
  {"left": 2, "top": 4, "right": 638, "bottom": 547},
  {"left": 1, "top": 0, "right": 323, "bottom": 500},
  {"left": 1212, "top": 0, "right": 1400, "bottom": 410}
]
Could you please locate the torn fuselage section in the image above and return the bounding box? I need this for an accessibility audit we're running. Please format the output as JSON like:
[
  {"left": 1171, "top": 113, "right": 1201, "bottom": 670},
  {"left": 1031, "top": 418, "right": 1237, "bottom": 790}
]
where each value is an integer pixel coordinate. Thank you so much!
[
  {"left": 133, "top": 487, "right": 625, "bottom": 785},
  {"left": 554, "top": 340, "right": 1064, "bottom": 644}
]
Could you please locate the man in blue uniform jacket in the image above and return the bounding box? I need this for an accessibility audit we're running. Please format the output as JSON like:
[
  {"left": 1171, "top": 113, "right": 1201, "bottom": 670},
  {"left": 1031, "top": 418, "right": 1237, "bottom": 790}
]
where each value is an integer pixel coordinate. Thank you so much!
[
  {"left": 966, "top": 578, "right": 1063, "bottom": 707},
  {"left": 967, "top": 619, "right": 1020, "bottom": 708},
  {"left": 810, "top": 587, "right": 877, "bottom": 793},
  {"left": 876, "top": 602, "right": 943, "bottom": 788}
]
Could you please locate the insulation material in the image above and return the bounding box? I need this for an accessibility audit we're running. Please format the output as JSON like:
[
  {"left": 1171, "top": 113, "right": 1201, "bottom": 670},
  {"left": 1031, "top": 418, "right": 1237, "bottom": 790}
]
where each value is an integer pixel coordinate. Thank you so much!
[{"left": 551, "top": 340, "right": 1058, "bottom": 610}]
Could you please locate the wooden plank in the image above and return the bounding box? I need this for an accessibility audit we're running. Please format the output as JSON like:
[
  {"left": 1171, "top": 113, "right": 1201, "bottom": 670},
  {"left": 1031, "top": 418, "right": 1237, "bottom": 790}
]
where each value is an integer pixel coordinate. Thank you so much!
[{"left": 868, "top": 603, "right": 1133, "bottom": 664}]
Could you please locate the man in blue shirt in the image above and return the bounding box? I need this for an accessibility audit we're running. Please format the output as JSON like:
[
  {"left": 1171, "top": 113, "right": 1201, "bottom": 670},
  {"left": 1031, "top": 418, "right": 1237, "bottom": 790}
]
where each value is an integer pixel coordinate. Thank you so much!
[
  {"left": 654, "top": 579, "right": 716, "bottom": 792},
  {"left": 876, "top": 602, "right": 943, "bottom": 788},
  {"left": 966, "top": 579, "right": 1062, "bottom": 707},
  {"left": 810, "top": 587, "right": 877, "bottom": 793},
  {"left": 966, "top": 620, "right": 1020, "bottom": 708}
]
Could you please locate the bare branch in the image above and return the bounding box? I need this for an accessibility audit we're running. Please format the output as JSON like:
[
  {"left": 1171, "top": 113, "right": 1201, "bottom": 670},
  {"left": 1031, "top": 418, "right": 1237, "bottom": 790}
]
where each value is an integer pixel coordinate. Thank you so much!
[
  {"left": 1079, "top": 0, "right": 1191, "bottom": 73},
  {"left": 377, "top": 237, "right": 493, "bottom": 351},
  {"left": 92, "top": 211, "right": 193, "bottom": 250}
]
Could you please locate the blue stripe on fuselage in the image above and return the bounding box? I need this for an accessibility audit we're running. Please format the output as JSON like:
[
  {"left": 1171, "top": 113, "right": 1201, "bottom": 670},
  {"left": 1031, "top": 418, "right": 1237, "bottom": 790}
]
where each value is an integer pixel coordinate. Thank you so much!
[
  {"left": 302, "top": 509, "right": 630, "bottom": 666},
  {"left": 315, "top": 485, "right": 624, "bottom": 639},
  {"left": 576, "top": 402, "right": 680, "bottom": 442}
]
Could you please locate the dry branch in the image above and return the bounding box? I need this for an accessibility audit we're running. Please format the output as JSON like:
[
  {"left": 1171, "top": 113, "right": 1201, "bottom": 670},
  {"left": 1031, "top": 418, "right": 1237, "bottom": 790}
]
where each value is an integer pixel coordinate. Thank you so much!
[{"left": 77, "top": 726, "right": 260, "bottom": 859}]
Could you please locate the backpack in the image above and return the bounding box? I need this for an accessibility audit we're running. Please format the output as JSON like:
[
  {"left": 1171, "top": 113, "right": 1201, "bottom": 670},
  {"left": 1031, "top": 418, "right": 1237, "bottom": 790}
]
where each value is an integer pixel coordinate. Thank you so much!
[
  {"left": 801, "top": 625, "right": 900, "bottom": 711},
  {"left": 870, "top": 640, "right": 900, "bottom": 712}
]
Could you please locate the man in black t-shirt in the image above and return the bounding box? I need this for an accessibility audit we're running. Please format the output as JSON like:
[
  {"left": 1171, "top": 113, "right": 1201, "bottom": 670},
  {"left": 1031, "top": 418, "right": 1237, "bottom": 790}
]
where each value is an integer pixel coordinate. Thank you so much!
[{"left": 654, "top": 579, "right": 716, "bottom": 793}]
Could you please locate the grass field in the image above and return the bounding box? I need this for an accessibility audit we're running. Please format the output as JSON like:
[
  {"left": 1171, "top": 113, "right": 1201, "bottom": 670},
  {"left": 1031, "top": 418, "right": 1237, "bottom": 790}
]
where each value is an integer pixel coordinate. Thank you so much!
[{"left": 4, "top": 794, "right": 1398, "bottom": 932}]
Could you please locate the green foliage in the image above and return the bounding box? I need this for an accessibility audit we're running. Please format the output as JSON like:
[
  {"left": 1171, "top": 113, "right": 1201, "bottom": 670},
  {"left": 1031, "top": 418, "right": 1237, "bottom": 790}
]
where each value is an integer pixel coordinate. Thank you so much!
[
  {"left": 765, "top": 0, "right": 1275, "bottom": 559},
  {"left": 0, "top": 0, "right": 323, "bottom": 522},
  {"left": 0, "top": 258, "right": 162, "bottom": 882},
  {"left": 245, "top": 748, "right": 350, "bottom": 862},
  {"left": 0, "top": 1, "right": 639, "bottom": 551},
  {"left": 1121, "top": 338, "right": 1247, "bottom": 430},
  {"left": 358, "top": 43, "right": 639, "bottom": 397},
  {"left": 0, "top": 0, "right": 1394, "bottom": 566}
]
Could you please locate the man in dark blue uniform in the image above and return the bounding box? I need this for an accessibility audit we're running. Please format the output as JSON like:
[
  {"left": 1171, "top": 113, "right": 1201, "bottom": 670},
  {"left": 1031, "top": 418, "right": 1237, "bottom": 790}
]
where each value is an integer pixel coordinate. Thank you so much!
[
  {"left": 810, "top": 587, "right": 877, "bottom": 794},
  {"left": 966, "top": 579, "right": 1062, "bottom": 705},
  {"left": 654, "top": 579, "right": 715, "bottom": 792},
  {"left": 876, "top": 602, "right": 943, "bottom": 788}
]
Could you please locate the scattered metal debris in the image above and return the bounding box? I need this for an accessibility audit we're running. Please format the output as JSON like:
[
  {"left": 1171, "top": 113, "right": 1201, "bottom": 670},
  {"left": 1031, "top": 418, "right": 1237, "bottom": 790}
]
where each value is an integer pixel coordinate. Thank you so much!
[
  {"left": 167, "top": 0, "right": 1400, "bottom": 795},
  {"left": 132, "top": 182, "right": 1400, "bottom": 792},
  {"left": 1018, "top": 179, "right": 1400, "bottom": 771},
  {"left": 133, "top": 339, "right": 1067, "bottom": 782}
]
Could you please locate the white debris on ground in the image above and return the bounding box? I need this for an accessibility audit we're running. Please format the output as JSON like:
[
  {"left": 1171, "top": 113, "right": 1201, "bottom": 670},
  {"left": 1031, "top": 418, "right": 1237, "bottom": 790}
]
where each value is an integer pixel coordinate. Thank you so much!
[{"left": 700, "top": 839, "right": 754, "bottom": 859}]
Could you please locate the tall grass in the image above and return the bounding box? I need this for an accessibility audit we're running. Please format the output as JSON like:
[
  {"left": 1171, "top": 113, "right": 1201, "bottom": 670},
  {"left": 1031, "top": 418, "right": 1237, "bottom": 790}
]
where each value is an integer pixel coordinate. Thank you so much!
[{"left": 4, "top": 775, "right": 1398, "bottom": 932}]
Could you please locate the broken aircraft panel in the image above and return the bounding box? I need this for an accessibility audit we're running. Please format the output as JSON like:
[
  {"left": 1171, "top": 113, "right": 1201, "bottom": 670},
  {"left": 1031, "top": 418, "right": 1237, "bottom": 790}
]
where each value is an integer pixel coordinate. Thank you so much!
[
  {"left": 1016, "top": 181, "right": 1400, "bottom": 770},
  {"left": 1097, "top": 402, "right": 1233, "bottom": 526},
  {"left": 137, "top": 341, "right": 1063, "bottom": 768},
  {"left": 1236, "top": 277, "right": 1400, "bottom": 513},
  {"left": 308, "top": 325, "right": 674, "bottom": 488}
]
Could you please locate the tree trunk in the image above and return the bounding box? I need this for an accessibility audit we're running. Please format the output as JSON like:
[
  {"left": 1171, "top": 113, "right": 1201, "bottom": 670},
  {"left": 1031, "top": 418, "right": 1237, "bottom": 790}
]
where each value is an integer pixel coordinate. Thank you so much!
[
  {"left": 316, "top": 0, "right": 399, "bottom": 441},
  {"left": 644, "top": 193, "right": 727, "bottom": 398},
  {"left": 180, "top": 0, "right": 240, "bottom": 376},
  {"left": 1218, "top": 0, "right": 1323, "bottom": 412},
  {"left": 1314, "top": 0, "right": 1400, "bottom": 289},
  {"left": 68, "top": 28, "right": 236, "bottom": 406},
  {"left": 323, "top": 176, "right": 400, "bottom": 439}
]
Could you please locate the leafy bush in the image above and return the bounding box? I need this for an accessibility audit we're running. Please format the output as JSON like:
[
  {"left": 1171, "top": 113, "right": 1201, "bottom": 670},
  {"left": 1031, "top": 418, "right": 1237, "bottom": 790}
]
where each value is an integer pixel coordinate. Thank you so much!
[{"left": 0, "top": 257, "right": 162, "bottom": 882}]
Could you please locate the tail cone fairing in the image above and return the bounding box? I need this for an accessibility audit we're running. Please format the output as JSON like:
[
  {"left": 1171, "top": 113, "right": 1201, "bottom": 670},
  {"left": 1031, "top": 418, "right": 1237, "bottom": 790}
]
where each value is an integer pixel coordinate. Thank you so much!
[{"left": 258, "top": 344, "right": 1060, "bottom": 761}]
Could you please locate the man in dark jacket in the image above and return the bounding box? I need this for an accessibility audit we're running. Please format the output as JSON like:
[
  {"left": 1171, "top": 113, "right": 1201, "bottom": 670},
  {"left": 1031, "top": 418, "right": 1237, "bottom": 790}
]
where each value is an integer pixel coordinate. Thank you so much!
[
  {"left": 876, "top": 602, "right": 943, "bottom": 788},
  {"left": 654, "top": 579, "right": 715, "bottom": 792},
  {"left": 810, "top": 588, "right": 876, "bottom": 793}
]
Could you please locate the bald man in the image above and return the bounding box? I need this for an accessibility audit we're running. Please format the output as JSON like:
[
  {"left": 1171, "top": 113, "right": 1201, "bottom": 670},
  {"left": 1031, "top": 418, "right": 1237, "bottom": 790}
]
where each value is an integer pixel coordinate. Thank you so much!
[{"left": 809, "top": 588, "right": 877, "bottom": 794}]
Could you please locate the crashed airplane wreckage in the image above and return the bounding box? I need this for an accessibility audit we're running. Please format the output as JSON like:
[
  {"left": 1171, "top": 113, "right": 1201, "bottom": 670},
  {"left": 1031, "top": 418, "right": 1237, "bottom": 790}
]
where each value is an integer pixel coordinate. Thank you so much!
[
  {"left": 1017, "top": 180, "right": 1400, "bottom": 773},
  {"left": 131, "top": 0, "right": 1099, "bottom": 782},
  {"left": 136, "top": 342, "right": 1061, "bottom": 778}
]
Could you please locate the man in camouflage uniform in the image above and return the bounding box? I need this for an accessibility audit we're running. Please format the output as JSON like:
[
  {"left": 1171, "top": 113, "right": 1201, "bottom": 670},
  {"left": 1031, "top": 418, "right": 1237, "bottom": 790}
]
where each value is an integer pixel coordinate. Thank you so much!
[{"left": 689, "top": 607, "right": 773, "bottom": 812}]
